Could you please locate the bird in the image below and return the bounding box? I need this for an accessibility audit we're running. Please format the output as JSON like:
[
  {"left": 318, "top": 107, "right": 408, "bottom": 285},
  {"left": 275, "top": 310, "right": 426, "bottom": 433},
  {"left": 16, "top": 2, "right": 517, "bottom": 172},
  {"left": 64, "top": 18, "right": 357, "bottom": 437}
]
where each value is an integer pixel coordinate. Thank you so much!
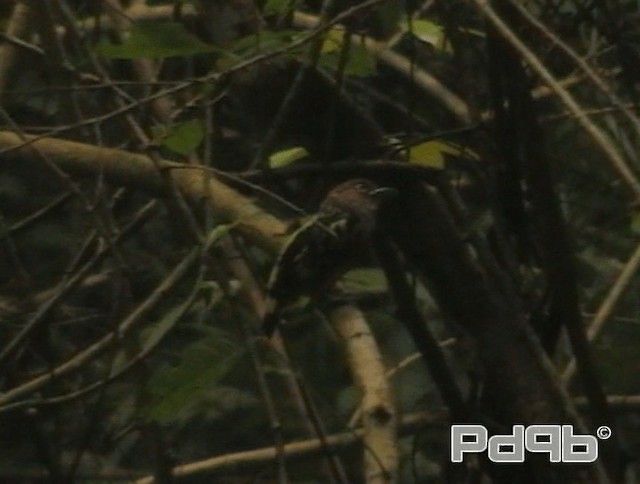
[{"left": 262, "top": 179, "right": 396, "bottom": 337}]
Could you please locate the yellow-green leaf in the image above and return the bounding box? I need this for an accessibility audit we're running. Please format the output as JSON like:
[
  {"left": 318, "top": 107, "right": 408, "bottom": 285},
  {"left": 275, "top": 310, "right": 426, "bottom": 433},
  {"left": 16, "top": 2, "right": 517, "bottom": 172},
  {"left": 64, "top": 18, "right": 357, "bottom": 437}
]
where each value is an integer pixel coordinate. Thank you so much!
[
  {"left": 402, "top": 18, "right": 452, "bottom": 53},
  {"left": 408, "top": 140, "right": 479, "bottom": 169},
  {"left": 321, "top": 27, "right": 347, "bottom": 54},
  {"left": 268, "top": 146, "right": 309, "bottom": 168},
  {"left": 317, "top": 27, "right": 377, "bottom": 77},
  {"left": 161, "top": 120, "right": 205, "bottom": 155},
  {"left": 338, "top": 268, "right": 388, "bottom": 293}
]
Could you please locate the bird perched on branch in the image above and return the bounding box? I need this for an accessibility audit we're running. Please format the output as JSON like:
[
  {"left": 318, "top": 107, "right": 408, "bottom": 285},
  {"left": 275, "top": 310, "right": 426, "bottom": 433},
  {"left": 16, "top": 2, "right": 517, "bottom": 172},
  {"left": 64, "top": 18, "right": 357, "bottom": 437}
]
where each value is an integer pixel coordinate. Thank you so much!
[{"left": 262, "top": 179, "right": 396, "bottom": 337}]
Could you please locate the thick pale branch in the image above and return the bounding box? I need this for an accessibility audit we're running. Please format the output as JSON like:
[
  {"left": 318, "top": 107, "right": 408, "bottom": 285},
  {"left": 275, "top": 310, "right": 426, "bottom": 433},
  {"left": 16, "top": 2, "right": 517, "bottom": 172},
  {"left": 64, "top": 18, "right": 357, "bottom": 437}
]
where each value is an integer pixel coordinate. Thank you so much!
[
  {"left": 0, "top": 131, "right": 288, "bottom": 252},
  {"left": 330, "top": 305, "right": 398, "bottom": 484}
]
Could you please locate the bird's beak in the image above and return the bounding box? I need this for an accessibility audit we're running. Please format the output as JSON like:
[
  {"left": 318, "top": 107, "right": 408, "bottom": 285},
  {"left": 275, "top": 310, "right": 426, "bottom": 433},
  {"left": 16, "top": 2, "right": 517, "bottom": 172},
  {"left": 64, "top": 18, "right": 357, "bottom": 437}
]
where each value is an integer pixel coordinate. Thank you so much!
[{"left": 368, "top": 186, "right": 398, "bottom": 200}]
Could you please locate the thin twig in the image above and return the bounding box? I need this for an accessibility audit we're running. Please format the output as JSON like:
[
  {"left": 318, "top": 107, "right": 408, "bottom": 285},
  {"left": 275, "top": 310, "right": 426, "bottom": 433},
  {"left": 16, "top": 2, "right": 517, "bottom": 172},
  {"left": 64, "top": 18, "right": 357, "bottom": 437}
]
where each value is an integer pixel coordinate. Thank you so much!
[
  {"left": 562, "top": 240, "right": 640, "bottom": 385},
  {"left": 472, "top": 0, "right": 640, "bottom": 201}
]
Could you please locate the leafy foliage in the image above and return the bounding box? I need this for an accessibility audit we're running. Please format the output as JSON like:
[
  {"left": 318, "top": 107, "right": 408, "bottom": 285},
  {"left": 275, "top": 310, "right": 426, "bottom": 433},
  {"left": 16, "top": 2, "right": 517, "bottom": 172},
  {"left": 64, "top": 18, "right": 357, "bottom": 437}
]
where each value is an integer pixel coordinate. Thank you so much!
[
  {"left": 1, "top": 0, "right": 639, "bottom": 482},
  {"left": 153, "top": 119, "right": 206, "bottom": 155},
  {"left": 95, "top": 21, "right": 215, "bottom": 59},
  {"left": 141, "top": 327, "right": 245, "bottom": 424}
]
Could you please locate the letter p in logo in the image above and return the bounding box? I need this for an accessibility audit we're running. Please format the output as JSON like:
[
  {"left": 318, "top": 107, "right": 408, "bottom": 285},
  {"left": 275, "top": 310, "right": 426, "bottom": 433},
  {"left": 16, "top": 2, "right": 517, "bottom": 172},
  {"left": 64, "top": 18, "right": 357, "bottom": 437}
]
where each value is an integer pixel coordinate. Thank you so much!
[{"left": 451, "top": 425, "right": 488, "bottom": 463}]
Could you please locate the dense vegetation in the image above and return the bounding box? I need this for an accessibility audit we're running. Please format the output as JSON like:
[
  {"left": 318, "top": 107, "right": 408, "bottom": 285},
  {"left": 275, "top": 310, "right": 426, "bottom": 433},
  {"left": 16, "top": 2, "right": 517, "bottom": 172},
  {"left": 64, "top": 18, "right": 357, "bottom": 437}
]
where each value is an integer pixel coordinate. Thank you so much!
[{"left": 0, "top": 0, "right": 639, "bottom": 482}]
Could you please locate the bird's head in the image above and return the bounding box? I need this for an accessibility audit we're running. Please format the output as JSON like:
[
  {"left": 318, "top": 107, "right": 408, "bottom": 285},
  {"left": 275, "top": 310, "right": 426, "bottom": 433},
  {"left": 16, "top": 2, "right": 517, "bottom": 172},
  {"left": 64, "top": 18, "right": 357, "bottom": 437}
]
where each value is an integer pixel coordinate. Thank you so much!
[
  {"left": 320, "top": 179, "right": 397, "bottom": 233},
  {"left": 324, "top": 179, "right": 396, "bottom": 207}
]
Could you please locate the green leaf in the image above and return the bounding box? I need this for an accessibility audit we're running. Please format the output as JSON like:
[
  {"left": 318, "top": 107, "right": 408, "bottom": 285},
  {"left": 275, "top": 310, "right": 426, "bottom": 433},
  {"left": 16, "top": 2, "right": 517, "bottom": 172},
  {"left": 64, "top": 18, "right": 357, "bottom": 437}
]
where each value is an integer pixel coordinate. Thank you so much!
[
  {"left": 402, "top": 18, "right": 452, "bottom": 53},
  {"left": 95, "top": 22, "right": 215, "bottom": 59},
  {"left": 338, "top": 268, "right": 388, "bottom": 293},
  {"left": 206, "top": 223, "right": 235, "bottom": 245},
  {"left": 321, "top": 27, "right": 346, "bottom": 54},
  {"left": 407, "top": 141, "right": 446, "bottom": 169},
  {"left": 264, "top": 0, "right": 297, "bottom": 15},
  {"left": 344, "top": 43, "right": 376, "bottom": 76},
  {"left": 229, "top": 30, "right": 301, "bottom": 56},
  {"left": 142, "top": 329, "right": 244, "bottom": 423},
  {"left": 319, "top": 46, "right": 376, "bottom": 77},
  {"left": 160, "top": 120, "right": 205, "bottom": 155},
  {"left": 110, "top": 295, "right": 197, "bottom": 377},
  {"left": 215, "top": 30, "right": 303, "bottom": 70},
  {"left": 318, "top": 30, "right": 376, "bottom": 77},
  {"left": 408, "top": 140, "right": 479, "bottom": 169},
  {"left": 268, "top": 146, "right": 309, "bottom": 168}
]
